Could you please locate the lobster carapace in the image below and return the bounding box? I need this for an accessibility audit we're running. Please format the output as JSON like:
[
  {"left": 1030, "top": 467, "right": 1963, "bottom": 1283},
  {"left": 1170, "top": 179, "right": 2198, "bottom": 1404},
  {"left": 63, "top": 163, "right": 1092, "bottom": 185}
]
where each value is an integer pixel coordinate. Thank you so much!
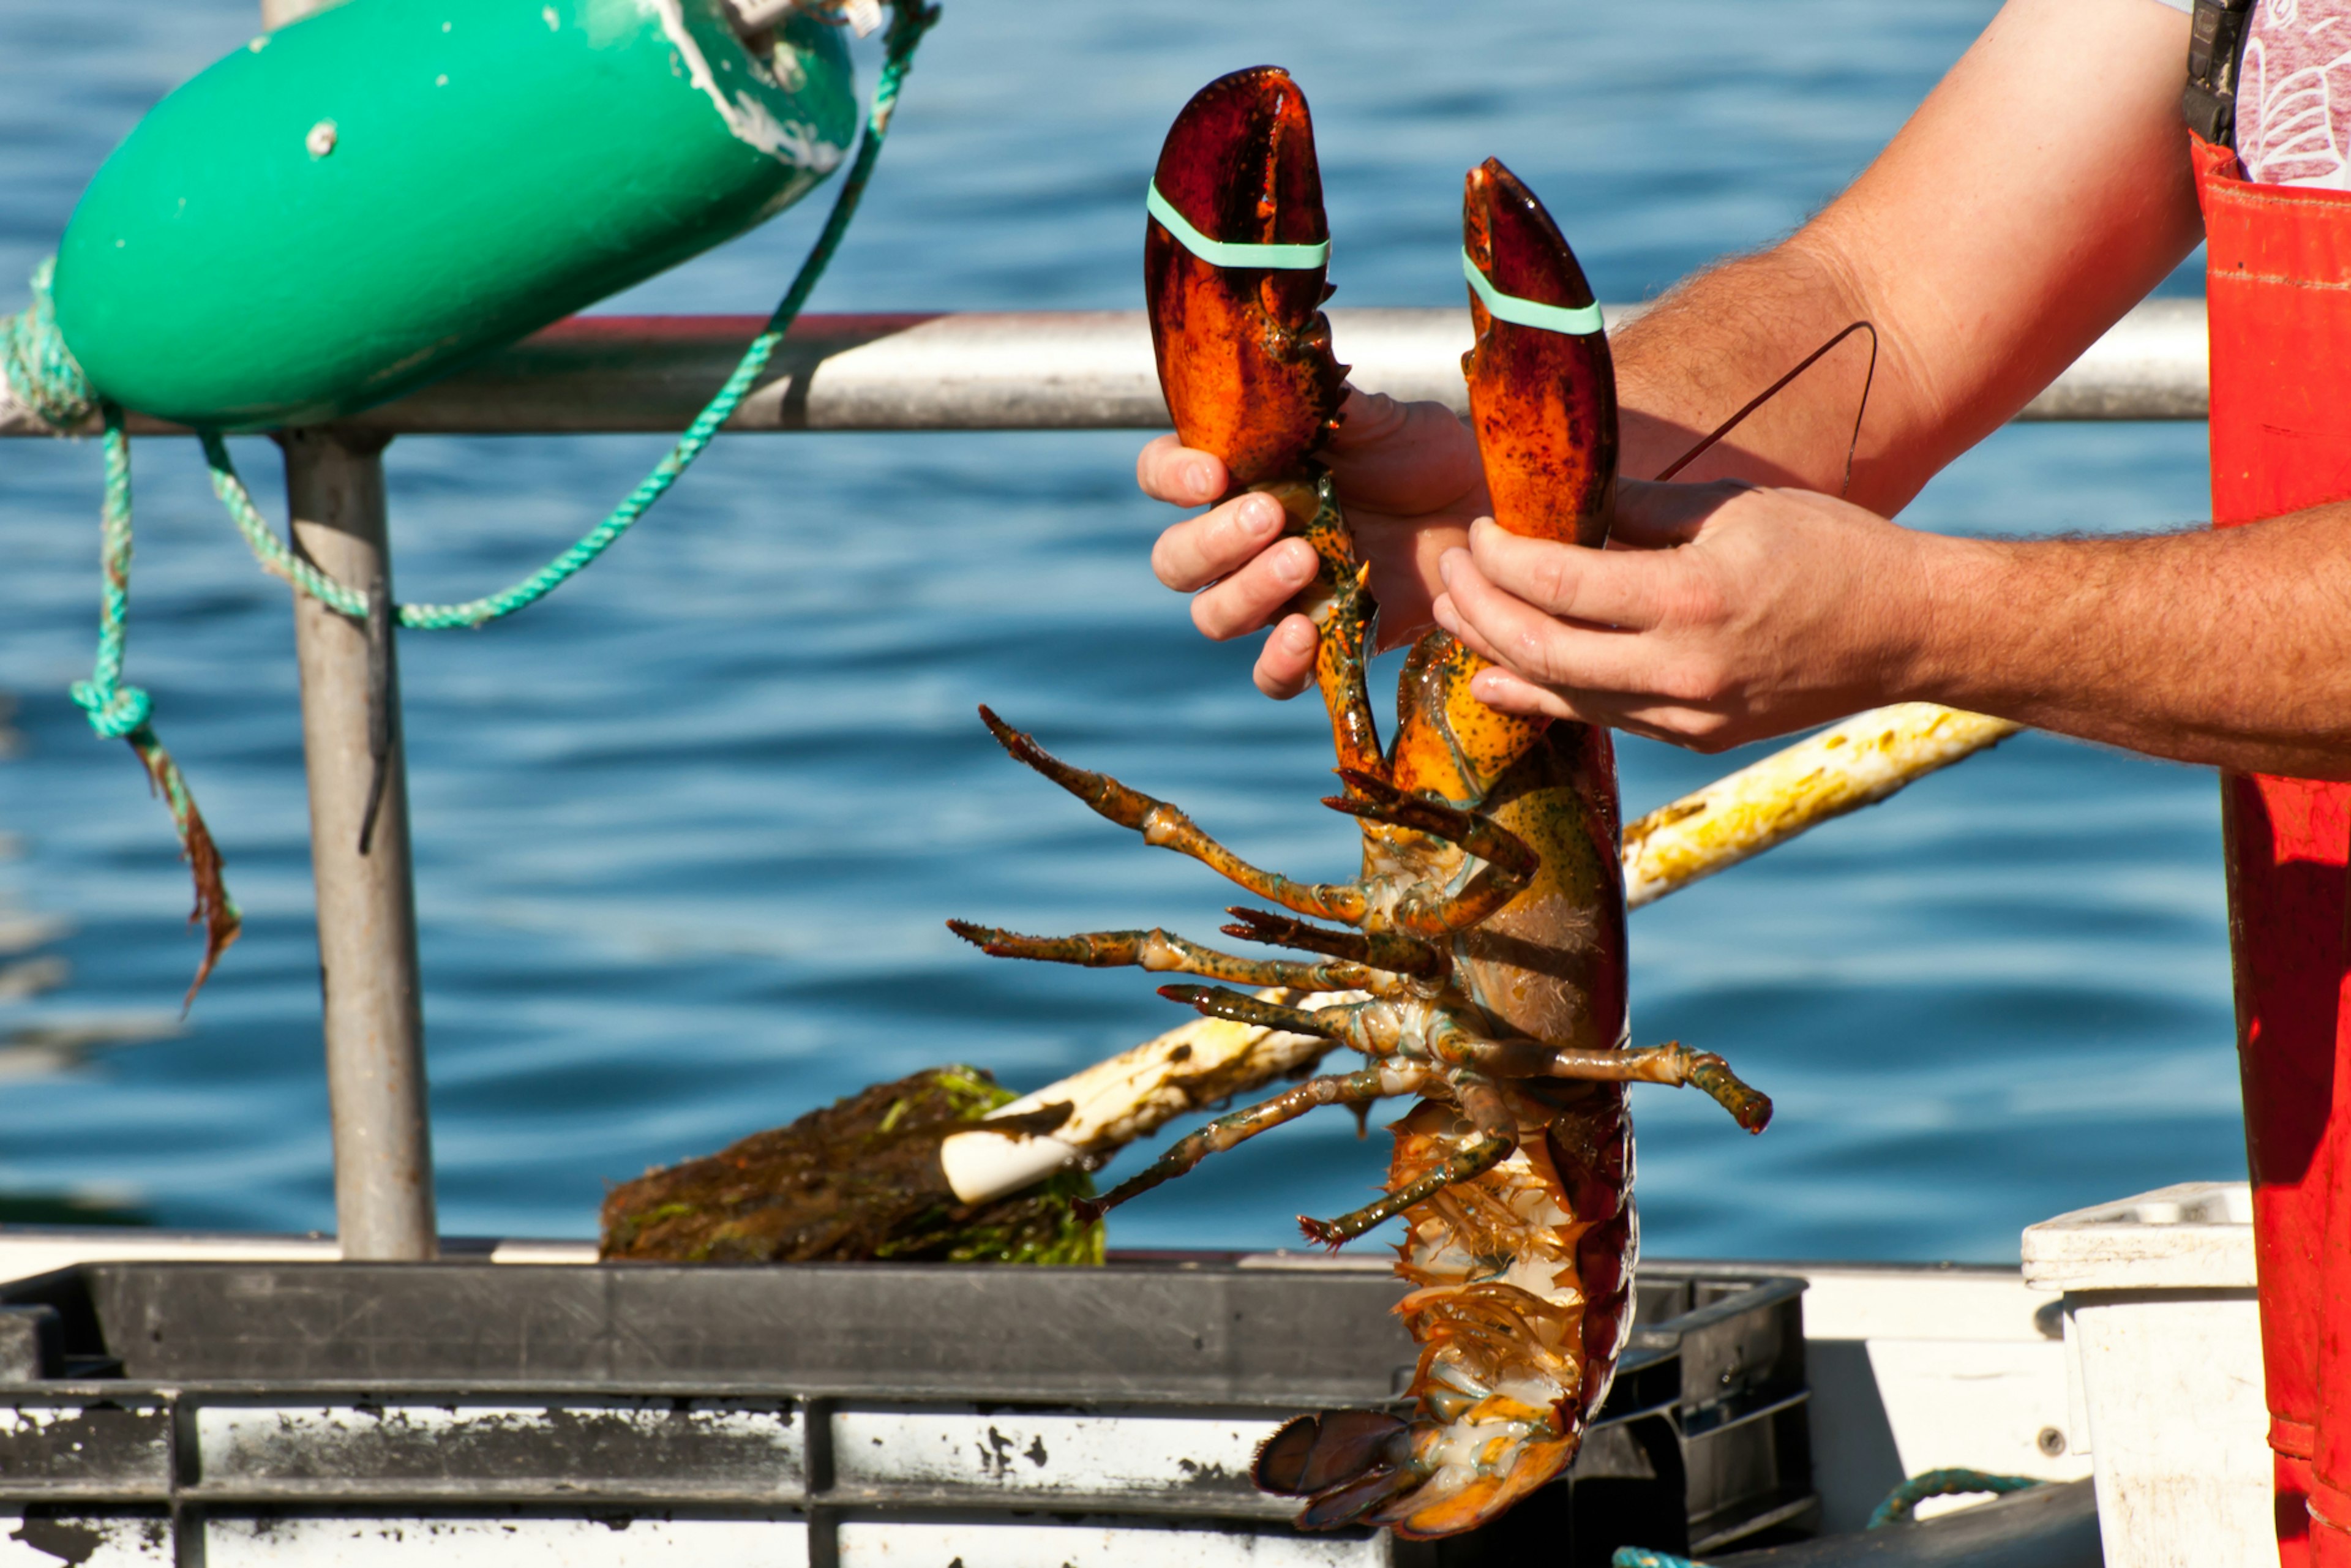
[{"left": 948, "top": 67, "right": 1770, "bottom": 1539}]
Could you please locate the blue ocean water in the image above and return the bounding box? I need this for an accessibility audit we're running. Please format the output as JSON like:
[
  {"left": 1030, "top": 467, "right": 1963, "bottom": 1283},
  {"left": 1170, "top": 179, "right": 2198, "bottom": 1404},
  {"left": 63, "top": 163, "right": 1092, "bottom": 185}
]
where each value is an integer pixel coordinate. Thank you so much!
[{"left": 0, "top": 0, "right": 2235, "bottom": 1260}]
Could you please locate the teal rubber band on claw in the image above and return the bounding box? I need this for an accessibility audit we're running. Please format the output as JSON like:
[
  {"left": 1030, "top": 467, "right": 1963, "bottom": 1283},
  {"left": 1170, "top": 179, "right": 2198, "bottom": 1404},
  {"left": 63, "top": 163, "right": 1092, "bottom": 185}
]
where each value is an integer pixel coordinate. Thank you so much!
[
  {"left": 1147, "top": 182, "right": 1330, "bottom": 270},
  {"left": 1462, "top": 249, "right": 1605, "bottom": 336}
]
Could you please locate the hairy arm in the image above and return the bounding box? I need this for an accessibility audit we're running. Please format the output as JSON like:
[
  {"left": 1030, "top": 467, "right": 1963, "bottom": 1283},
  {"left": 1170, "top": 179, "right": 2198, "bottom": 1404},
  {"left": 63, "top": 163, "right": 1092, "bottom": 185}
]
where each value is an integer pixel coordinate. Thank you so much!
[
  {"left": 1437, "top": 488, "right": 2351, "bottom": 778},
  {"left": 1612, "top": 0, "right": 2200, "bottom": 508}
]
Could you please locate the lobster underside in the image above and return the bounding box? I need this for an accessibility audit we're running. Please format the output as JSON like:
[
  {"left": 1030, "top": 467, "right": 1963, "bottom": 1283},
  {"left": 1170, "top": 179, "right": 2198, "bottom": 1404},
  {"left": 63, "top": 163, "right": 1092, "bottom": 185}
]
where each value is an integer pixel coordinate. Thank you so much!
[{"left": 950, "top": 67, "right": 1769, "bottom": 1539}]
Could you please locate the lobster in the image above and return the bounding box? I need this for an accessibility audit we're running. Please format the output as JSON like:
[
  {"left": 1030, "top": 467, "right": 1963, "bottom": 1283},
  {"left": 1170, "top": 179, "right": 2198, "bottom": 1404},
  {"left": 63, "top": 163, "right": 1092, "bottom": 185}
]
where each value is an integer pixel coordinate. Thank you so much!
[{"left": 948, "top": 66, "right": 1770, "bottom": 1539}]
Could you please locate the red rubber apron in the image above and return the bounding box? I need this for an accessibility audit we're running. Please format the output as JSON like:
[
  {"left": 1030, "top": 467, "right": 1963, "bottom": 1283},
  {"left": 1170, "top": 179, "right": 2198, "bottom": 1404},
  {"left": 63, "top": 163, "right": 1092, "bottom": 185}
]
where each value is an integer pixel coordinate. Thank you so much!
[{"left": 2192, "top": 129, "right": 2351, "bottom": 1568}]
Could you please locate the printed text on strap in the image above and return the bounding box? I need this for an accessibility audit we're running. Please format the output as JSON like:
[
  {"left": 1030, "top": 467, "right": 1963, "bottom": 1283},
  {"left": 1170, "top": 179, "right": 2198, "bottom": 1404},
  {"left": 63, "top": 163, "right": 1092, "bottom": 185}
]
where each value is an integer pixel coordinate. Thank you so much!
[
  {"left": 1147, "top": 183, "right": 1330, "bottom": 271},
  {"left": 1462, "top": 250, "right": 1605, "bottom": 336}
]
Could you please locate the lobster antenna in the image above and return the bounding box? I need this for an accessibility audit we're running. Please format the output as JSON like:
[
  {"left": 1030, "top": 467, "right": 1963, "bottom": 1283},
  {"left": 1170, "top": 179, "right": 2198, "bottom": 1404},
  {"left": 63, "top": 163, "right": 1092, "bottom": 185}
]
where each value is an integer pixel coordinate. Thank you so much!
[{"left": 1652, "top": 320, "right": 1880, "bottom": 497}]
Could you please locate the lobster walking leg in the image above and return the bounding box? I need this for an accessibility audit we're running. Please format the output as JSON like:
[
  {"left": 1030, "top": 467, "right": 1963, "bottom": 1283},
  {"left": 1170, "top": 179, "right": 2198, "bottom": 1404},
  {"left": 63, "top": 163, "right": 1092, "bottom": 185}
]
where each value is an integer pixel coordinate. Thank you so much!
[
  {"left": 1223, "top": 907, "right": 1449, "bottom": 980},
  {"left": 1419, "top": 1025, "right": 1772, "bottom": 1131},
  {"left": 1302, "top": 1131, "right": 1512, "bottom": 1247},
  {"left": 1543, "top": 1041, "right": 1774, "bottom": 1131},
  {"left": 1282, "top": 475, "right": 1385, "bottom": 781},
  {"left": 1321, "top": 773, "right": 1545, "bottom": 937},
  {"left": 1155, "top": 984, "right": 1373, "bottom": 1039},
  {"left": 1300, "top": 1076, "right": 1518, "bottom": 1245},
  {"left": 978, "top": 706, "right": 1366, "bottom": 925},
  {"left": 946, "top": 920, "right": 1384, "bottom": 994},
  {"left": 1076, "top": 1064, "right": 1431, "bottom": 1223}
]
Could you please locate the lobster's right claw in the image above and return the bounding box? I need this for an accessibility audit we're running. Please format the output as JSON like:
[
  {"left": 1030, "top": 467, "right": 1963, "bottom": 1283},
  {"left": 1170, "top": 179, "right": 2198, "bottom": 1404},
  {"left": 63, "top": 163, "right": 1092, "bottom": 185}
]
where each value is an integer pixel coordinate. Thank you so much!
[
  {"left": 1460, "top": 157, "right": 1618, "bottom": 549},
  {"left": 1145, "top": 66, "right": 1347, "bottom": 487}
]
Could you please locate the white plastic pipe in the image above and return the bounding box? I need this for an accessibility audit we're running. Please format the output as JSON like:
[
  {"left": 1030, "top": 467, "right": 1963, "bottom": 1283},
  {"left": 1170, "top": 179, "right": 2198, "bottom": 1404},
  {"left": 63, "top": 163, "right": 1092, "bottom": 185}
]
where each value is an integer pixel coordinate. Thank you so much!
[
  {"left": 1621, "top": 704, "right": 2023, "bottom": 909},
  {"left": 938, "top": 991, "right": 1362, "bottom": 1204}
]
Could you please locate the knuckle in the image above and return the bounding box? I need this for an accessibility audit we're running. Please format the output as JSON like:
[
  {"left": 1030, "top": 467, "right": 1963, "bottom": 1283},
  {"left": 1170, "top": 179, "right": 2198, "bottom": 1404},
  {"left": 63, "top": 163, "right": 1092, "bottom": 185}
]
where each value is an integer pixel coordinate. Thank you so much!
[
  {"left": 1524, "top": 550, "right": 1572, "bottom": 610},
  {"left": 1657, "top": 659, "right": 1729, "bottom": 705},
  {"left": 1150, "top": 533, "right": 1186, "bottom": 588},
  {"left": 1662, "top": 575, "right": 1728, "bottom": 629},
  {"left": 1513, "top": 626, "right": 1573, "bottom": 685},
  {"left": 1191, "top": 591, "right": 1241, "bottom": 641},
  {"left": 1682, "top": 716, "right": 1741, "bottom": 755},
  {"left": 1136, "top": 436, "right": 1178, "bottom": 494}
]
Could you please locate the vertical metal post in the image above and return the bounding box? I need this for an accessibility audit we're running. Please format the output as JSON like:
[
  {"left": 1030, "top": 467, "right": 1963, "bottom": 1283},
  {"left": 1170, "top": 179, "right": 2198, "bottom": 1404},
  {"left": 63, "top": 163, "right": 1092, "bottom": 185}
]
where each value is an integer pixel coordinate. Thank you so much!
[
  {"left": 280, "top": 429, "right": 436, "bottom": 1260},
  {"left": 261, "top": 0, "right": 434, "bottom": 1262}
]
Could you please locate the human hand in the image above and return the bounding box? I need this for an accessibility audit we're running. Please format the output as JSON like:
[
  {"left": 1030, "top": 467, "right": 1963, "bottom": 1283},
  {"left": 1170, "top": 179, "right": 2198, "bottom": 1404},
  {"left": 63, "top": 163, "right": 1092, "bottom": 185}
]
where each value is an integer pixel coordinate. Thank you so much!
[
  {"left": 1139, "top": 389, "right": 1488, "bottom": 698},
  {"left": 1430, "top": 479, "right": 1937, "bottom": 750}
]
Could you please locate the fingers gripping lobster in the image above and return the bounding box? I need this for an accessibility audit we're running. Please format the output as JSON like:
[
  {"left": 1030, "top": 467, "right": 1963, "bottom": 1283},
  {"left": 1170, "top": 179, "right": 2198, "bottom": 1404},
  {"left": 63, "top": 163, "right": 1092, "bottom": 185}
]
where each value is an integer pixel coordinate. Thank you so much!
[{"left": 948, "top": 69, "right": 1769, "bottom": 1539}]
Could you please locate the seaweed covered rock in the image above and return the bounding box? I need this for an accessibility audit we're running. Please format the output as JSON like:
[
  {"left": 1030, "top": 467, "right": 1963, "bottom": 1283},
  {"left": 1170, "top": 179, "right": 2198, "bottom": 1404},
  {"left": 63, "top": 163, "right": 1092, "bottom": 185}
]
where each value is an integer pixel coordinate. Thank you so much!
[{"left": 599, "top": 1065, "right": 1101, "bottom": 1266}]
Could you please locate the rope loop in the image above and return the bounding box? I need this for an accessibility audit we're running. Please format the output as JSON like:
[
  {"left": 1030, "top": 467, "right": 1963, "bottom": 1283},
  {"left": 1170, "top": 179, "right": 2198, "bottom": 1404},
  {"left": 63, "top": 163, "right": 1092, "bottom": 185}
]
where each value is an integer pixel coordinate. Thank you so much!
[{"left": 0, "top": 258, "right": 98, "bottom": 431}]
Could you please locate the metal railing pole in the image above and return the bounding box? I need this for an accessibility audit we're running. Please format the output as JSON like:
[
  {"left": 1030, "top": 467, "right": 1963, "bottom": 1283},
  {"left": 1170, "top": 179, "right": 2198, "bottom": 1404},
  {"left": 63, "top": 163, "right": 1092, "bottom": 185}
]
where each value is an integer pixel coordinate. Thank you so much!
[
  {"left": 0, "top": 302, "right": 2215, "bottom": 440},
  {"left": 266, "top": 0, "right": 433, "bottom": 1266},
  {"left": 280, "top": 427, "right": 435, "bottom": 1261}
]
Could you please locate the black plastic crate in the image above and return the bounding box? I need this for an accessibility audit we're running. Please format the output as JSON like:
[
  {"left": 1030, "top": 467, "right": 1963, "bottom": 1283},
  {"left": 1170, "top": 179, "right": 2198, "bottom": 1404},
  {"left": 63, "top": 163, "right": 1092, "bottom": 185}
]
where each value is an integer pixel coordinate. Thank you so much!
[{"left": 0, "top": 1254, "right": 1809, "bottom": 1566}]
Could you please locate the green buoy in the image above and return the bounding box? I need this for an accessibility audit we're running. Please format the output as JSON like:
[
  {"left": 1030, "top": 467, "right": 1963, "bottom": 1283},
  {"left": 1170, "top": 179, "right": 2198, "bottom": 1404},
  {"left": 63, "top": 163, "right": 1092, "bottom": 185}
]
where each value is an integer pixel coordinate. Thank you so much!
[{"left": 51, "top": 0, "right": 857, "bottom": 429}]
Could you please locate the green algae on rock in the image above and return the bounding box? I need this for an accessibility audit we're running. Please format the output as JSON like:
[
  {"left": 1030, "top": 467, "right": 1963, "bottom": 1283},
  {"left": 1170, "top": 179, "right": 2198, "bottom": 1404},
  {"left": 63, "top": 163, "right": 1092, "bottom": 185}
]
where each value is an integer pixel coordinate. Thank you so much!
[{"left": 599, "top": 1065, "right": 1103, "bottom": 1266}]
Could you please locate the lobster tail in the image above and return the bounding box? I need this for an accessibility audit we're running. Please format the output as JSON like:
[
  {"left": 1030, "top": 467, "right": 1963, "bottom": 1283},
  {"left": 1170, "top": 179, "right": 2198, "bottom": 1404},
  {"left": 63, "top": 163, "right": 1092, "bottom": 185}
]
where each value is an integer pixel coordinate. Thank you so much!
[
  {"left": 1254, "top": 1408, "right": 1412, "bottom": 1495},
  {"left": 1550, "top": 1086, "right": 1639, "bottom": 1423},
  {"left": 1145, "top": 67, "right": 1346, "bottom": 485}
]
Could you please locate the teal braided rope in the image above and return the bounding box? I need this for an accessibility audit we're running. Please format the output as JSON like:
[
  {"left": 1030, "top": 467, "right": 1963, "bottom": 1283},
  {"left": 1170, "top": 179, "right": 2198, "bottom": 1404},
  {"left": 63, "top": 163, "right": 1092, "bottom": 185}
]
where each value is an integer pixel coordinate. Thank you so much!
[
  {"left": 1868, "top": 1468, "right": 2041, "bottom": 1529},
  {"left": 64, "top": 407, "right": 242, "bottom": 1004},
  {"left": 0, "top": 258, "right": 96, "bottom": 430},
  {"left": 201, "top": 427, "right": 369, "bottom": 617},
  {"left": 1, "top": 277, "right": 244, "bottom": 1002},
  {"left": 202, "top": 0, "right": 939, "bottom": 631},
  {"left": 68, "top": 412, "right": 151, "bottom": 738}
]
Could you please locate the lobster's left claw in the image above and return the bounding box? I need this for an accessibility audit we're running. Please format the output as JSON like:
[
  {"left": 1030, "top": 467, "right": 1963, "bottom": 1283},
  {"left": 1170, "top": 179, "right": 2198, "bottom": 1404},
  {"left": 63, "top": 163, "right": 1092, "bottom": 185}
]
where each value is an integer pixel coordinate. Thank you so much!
[
  {"left": 1461, "top": 158, "right": 1617, "bottom": 547},
  {"left": 1146, "top": 66, "right": 1347, "bottom": 487}
]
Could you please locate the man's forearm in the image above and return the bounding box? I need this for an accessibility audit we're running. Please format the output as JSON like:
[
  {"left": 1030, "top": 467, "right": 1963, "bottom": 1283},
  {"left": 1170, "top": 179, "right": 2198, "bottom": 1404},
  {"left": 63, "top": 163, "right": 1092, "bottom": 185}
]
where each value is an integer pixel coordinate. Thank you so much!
[
  {"left": 1608, "top": 0, "right": 2198, "bottom": 519},
  {"left": 1611, "top": 240, "right": 1891, "bottom": 501},
  {"left": 1911, "top": 508, "right": 2351, "bottom": 778}
]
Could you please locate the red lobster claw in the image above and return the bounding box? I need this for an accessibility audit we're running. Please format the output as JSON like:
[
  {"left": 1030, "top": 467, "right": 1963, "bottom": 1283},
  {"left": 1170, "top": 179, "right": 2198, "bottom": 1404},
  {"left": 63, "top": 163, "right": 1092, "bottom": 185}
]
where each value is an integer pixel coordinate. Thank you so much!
[
  {"left": 1461, "top": 157, "right": 1618, "bottom": 546},
  {"left": 1145, "top": 66, "right": 1348, "bottom": 487}
]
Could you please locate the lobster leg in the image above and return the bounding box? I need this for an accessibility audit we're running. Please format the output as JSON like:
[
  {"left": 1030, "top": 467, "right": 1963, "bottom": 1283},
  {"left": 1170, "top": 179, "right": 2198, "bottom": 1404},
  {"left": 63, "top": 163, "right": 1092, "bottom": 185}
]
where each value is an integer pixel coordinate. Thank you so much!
[
  {"left": 978, "top": 707, "right": 1367, "bottom": 925},
  {"left": 1073, "top": 1064, "right": 1431, "bottom": 1225},
  {"left": 1299, "top": 1076, "right": 1517, "bottom": 1247},
  {"left": 1156, "top": 983, "right": 1379, "bottom": 1040},
  {"left": 1301, "top": 1131, "right": 1512, "bottom": 1248},
  {"left": 1223, "top": 907, "right": 1449, "bottom": 981},
  {"left": 945, "top": 920, "right": 1389, "bottom": 995},
  {"left": 1284, "top": 473, "right": 1386, "bottom": 781},
  {"left": 1321, "top": 772, "right": 1539, "bottom": 937},
  {"left": 1541, "top": 1042, "right": 1774, "bottom": 1133},
  {"left": 1324, "top": 771, "right": 1538, "bottom": 879}
]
